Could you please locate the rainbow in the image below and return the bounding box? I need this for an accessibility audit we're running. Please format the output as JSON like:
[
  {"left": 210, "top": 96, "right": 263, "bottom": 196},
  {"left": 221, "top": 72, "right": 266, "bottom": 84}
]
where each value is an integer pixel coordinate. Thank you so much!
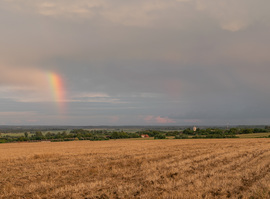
[{"left": 48, "top": 72, "right": 66, "bottom": 113}]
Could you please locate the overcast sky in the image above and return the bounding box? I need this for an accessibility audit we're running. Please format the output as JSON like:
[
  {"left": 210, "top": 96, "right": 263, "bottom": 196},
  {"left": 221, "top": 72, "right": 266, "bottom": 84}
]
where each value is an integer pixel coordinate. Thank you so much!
[{"left": 1, "top": 0, "right": 270, "bottom": 126}]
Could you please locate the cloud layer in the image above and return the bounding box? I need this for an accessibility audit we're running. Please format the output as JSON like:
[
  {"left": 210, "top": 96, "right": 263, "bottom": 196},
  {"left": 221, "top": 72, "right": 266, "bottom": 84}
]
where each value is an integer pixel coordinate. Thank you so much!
[{"left": 1, "top": 0, "right": 270, "bottom": 125}]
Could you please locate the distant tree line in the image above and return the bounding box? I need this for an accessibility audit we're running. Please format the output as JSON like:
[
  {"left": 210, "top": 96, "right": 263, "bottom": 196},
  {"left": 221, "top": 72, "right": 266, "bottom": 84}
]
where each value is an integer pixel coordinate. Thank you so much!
[
  {"left": 0, "top": 129, "right": 141, "bottom": 143},
  {"left": 1, "top": 127, "right": 270, "bottom": 143},
  {"left": 175, "top": 127, "right": 270, "bottom": 139}
]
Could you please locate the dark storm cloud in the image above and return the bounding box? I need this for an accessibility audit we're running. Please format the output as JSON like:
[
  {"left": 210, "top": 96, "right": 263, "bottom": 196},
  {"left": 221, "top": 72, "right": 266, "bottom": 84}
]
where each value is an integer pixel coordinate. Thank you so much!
[{"left": 1, "top": 0, "right": 270, "bottom": 125}]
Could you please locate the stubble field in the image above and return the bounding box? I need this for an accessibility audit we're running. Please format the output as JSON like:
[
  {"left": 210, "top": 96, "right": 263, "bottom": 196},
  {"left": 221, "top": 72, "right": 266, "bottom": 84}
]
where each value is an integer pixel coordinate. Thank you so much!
[{"left": 1, "top": 139, "right": 270, "bottom": 199}]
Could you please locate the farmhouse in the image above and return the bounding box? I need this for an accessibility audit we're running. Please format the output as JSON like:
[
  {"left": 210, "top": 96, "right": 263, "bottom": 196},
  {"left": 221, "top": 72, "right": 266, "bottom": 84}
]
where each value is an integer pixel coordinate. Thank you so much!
[{"left": 141, "top": 134, "right": 149, "bottom": 138}]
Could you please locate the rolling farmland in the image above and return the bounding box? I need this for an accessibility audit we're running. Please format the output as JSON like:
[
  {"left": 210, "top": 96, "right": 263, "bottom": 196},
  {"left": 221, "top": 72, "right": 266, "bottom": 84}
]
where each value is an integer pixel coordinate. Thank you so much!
[{"left": 1, "top": 139, "right": 270, "bottom": 198}]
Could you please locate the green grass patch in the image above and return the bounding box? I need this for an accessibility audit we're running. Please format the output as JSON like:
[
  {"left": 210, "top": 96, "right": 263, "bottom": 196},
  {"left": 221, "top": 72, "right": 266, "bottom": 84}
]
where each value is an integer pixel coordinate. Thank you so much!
[
  {"left": 0, "top": 133, "right": 25, "bottom": 137},
  {"left": 237, "top": 132, "right": 270, "bottom": 138}
]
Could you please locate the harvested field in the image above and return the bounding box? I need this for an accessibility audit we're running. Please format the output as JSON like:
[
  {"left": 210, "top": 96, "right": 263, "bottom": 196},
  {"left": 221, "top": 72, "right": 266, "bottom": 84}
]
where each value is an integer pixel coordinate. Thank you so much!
[{"left": 1, "top": 139, "right": 270, "bottom": 198}]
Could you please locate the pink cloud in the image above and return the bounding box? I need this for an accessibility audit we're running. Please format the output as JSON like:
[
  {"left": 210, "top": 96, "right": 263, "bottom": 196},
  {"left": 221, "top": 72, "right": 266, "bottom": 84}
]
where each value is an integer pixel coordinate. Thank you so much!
[
  {"left": 144, "top": 115, "right": 176, "bottom": 124},
  {"left": 0, "top": 65, "right": 47, "bottom": 88},
  {"left": 144, "top": 115, "right": 154, "bottom": 122},
  {"left": 155, "top": 116, "right": 176, "bottom": 124}
]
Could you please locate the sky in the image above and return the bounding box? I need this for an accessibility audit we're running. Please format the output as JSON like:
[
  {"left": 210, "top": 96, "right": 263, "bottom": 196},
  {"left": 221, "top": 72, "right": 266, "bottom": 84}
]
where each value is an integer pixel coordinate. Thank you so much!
[{"left": 1, "top": 0, "right": 270, "bottom": 126}]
